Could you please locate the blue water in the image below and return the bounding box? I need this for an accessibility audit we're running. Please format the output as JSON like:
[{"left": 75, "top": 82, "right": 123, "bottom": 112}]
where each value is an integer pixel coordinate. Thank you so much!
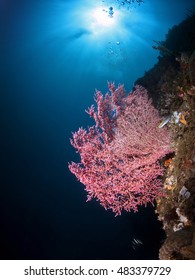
[{"left": 2, "top": 0, "right": 194, "bottom": 259}]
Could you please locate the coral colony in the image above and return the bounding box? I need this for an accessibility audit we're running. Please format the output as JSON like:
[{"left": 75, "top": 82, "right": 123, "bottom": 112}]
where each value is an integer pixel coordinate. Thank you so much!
[{"left": 69, "top": 83, "right": 172, "bottom": 215}]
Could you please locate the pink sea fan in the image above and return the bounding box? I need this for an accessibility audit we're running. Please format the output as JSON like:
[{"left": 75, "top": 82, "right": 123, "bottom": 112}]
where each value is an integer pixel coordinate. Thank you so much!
[{"left": 69, "top": 83, "right": 172, "bottom": 215}]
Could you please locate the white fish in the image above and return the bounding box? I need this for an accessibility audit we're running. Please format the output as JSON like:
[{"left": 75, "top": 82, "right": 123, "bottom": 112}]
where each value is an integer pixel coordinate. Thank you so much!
[
  {"left": 158, "top": 115, "right": 171, "bottom": 128},
  {"left": 131, "top": 238, "right": 143, "bottom": 250}
]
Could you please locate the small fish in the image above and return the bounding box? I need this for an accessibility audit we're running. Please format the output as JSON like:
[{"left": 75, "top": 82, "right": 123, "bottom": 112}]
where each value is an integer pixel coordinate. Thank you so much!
[
  {"left": 131, "top": 238, "right": 143, "bottom": 250},
  {"left": 158, "top": 115, "right": 171, "bottom": 128},
  {"left": 179, "top": 113, "right": 187, "bottom": 125}
]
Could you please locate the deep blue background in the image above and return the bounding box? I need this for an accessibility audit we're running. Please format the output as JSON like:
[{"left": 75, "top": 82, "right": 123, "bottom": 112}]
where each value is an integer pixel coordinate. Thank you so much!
[{"left": 1, "top": 0, "right": 194, "bottom": 259}]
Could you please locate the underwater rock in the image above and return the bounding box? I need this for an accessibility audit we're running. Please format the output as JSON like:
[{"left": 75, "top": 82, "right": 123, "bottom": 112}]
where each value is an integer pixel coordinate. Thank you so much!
[
  {"left": 159, "top": 228, "right": 193, "bottom": 260},
  {"left": 189, "top": 51, "right": 195, "bottom": 85}
]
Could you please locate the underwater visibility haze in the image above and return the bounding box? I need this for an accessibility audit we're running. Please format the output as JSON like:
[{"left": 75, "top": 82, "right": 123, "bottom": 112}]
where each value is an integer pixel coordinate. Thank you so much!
[{"left": 2, "top": 0, "right": 195, "bottom": 259}]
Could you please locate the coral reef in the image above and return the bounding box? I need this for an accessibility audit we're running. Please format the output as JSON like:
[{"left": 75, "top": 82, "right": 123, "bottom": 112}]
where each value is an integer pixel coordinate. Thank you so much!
[{"left": 136, "top": 11, "right": 195, "bottom": 259}]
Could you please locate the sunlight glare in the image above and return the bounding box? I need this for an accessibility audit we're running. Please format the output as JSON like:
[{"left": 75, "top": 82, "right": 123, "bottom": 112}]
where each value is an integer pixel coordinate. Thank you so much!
[
  {"left": 88, "top": 6, "right": 121, "bottom": 35},
  {"left": 92, "top": 7, "right": 115, "bottom": 27}
]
